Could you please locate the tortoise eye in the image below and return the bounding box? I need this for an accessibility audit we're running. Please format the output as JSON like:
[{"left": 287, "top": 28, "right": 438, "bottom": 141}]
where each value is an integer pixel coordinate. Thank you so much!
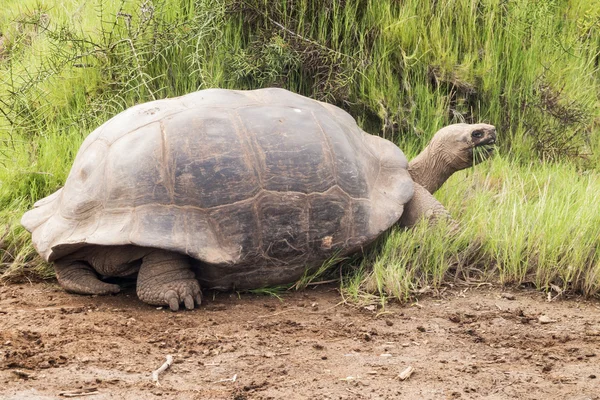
[{"left": 471, "top": 130, "right": 484, "bottom": 139}]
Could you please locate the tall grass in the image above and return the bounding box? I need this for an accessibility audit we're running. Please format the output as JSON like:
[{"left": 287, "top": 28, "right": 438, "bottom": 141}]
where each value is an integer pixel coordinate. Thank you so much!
[
  {"left": 1, "top": 0, "right": 599, "bottom": 299},
  {"left": 354, "top": 156, "right": 600, "bottom": 302}
]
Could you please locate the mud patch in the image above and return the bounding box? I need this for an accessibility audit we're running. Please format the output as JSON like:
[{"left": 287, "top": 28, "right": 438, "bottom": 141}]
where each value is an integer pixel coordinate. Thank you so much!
[{"left": 1, "top": 283, "right": 599, "bottom": 399}]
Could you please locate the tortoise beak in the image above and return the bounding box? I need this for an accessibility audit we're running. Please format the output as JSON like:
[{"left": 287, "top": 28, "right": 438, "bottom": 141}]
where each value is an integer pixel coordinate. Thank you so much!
[
  {"left": 471, "top": 126, "right": 497, "bottom": 162},
  {"left": 474, "top": 127, "right": 497, "bottom": 149},
  {"left": 484, "top": 127, "right": 497, "bottom": 145}
]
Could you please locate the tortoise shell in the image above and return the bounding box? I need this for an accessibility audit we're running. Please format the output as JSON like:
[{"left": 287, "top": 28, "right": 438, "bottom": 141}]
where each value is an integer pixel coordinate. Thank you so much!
[{"left": 22, "top": 88, "right": 413, "bottom": 289}]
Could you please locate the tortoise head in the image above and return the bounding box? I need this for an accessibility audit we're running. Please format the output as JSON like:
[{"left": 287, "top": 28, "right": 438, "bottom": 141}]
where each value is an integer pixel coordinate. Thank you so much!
[
  {"left": 408, "top": 123, "right": 497, "bottom": 194},
  {"left": 429, "top": 123, "right": 497, "bottom": 171}
]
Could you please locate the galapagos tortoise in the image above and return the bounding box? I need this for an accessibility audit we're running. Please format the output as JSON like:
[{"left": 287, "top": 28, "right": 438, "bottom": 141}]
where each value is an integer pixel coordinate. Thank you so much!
[{"left": 22, "top": 88, "right": 496, "bottom": 310}]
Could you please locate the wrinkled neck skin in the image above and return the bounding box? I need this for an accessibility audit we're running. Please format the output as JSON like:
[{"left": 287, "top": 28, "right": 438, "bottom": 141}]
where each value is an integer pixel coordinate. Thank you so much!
[{"left": 408, "top": 139, "right": 468, "bottom": 194}]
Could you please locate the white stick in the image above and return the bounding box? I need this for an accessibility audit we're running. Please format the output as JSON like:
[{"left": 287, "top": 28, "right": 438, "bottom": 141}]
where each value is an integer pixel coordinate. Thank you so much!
[
  {"left": 152, "top": 354, "right": 174, "bottom": 386},
  {"left": 215, "top": 374, "right": 237, "bottom": 383},
  {"left": 60, "top": 392, "right": 99, "bottom": 398},
  {"left": 398, "top": 366, "right": 415, "bottom": 381}
]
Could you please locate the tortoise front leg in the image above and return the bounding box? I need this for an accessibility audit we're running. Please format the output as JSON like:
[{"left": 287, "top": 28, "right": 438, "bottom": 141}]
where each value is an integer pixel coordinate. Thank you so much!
[
  {"left": 54, "top": 260, "right": 121, "bottom": 295},
  {"left": 399, "top": 182, "right": 456, "bottom": 228},
  {"left": 136, "top": 250, "right": 202, "bottom": 311}
]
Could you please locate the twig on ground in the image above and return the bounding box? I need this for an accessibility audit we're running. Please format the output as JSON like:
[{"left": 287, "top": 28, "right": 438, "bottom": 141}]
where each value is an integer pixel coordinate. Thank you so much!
[
  {"left": 257, "top": 308, "right": 294, "bottom": 319},
  {"left": 263, "top": 352, "right": 290, "bottom": 358},
  {"left": 548, "top": 284, "right": 564, "bottom": 302},
  {"left": 398, "top": 366, "right": 415, "bottom": 381},
  {"left": 319, "top": 300, "right": 345, "bottom": 314},
  {"left": 215, "top": 374, "right": 237, "bottom": 383},
  {"left": 58, "top": 387, "right": 99, "bottom": 397},
  {"left": 346, "top": 388, "right": 366, "bottom": 397},
  {"left": 152, "top": 354, "right": 174, "bottom": 386}
]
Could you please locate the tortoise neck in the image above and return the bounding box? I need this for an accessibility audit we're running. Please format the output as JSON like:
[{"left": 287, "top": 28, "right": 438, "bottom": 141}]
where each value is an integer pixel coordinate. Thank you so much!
[{"left": 408, "top": 144, "right": 456, "bottom": 194}]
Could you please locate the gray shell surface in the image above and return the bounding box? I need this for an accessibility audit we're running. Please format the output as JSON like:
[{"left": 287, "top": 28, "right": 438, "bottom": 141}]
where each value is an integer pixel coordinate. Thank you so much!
[{"left": 22, "top": 88, "right": 413, "bottom": 289}]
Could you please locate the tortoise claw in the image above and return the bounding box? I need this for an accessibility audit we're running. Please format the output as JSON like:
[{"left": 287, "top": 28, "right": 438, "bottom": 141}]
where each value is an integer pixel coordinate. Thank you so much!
[
  {"left": 168, "top": 296, "right": 180, "bottom": 312},
  {"left": 163, "top": 288, "right": 202, "bottom": 311},
  {"left": 184, "top": 294, "right": 195, "bottom": 310}
]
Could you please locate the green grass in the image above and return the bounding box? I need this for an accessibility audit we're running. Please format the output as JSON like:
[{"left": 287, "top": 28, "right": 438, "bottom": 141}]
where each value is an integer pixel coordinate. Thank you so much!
[
  {"left": 352, "top": 155, "right": 600, "bottom": 302},
  {"left": 1, "top": 0, "right": 599, "bottom": 300}
]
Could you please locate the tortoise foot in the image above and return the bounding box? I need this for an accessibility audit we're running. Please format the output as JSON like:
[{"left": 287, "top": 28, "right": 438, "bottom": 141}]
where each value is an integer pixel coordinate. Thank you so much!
[
  {"left": 136, "top": 250, "right": 202, "bottom": 311},
  {"left": 160, "top": 281, "right": 203, "bottom": 311},
  {"left": 55, "top": 261, "right": 121, "bottom": 295}
]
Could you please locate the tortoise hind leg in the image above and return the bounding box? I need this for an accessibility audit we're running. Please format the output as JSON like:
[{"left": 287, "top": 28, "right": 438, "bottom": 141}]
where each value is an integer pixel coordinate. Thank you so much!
[
  {"left": 136, "top": 250, "right": 202, "bottom": 311},
  {"left": 55, "top": 260, "right": 121, "bottom": 295}
]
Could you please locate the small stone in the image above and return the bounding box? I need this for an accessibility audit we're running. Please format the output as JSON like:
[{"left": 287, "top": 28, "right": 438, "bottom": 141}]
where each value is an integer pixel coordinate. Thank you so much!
[
  {"left": 538, "top": 315, "right": 556, "bottom": 324},
  {"left": 449, "top": 314, "right": 461, "bottom": 323},
  {"left": 542, "top": 364, "right": 552, "bottom": 372}
]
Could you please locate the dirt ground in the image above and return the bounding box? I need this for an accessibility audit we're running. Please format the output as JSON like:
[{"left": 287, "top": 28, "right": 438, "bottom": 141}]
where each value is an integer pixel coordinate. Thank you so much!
[{"left": 0, "top": 282, "right": 599, "bottom": 400}]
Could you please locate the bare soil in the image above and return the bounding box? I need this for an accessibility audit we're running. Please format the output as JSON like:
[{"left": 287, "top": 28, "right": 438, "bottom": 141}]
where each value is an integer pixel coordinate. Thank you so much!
[{"left": 0, "top": 282, "right": 599, "bottom": 399}]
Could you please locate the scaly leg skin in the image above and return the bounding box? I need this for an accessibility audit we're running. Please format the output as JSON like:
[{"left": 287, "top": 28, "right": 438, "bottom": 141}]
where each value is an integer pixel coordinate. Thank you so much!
[
  {"left": 54, "top": 261, "right": 121, "bottom": 295},
  {"left": 136, "top": 250, "right": 202, "bottom": 311},
  {"left": 399, "top": 182, "right": 457, "bottom": 229}
]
